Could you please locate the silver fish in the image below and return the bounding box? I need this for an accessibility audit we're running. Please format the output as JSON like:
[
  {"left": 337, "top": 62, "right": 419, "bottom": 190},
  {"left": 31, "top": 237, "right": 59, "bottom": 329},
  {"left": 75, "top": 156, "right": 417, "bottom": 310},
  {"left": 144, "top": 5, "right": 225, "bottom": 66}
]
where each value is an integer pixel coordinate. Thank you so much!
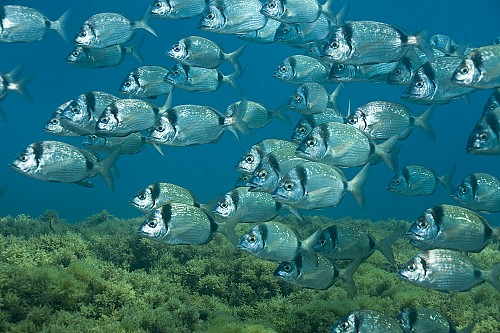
[
  {"left": 313, "top": 224, "right": 399, "bottom": 265},
  {"left": 137, "top": 203, "right": 218, "bottom": 245},
  {"left": 329, "top": 310, "right": 405, "bottom": 333},
  {"left": 346, "top": 101, "right": 434, "bottom": 141},
  {"left": 83, "top": 133, "right": 146, "bottom": 155},
  {"left": 59, "top": 91, "right": 119, "bottom": 135},
  {"left": 130, "top": 182, "right": 201, "bottom": 212},
  {"left": 401, "top": 56, "right": 477, "bottom": 104},
  {"left": 328, "top": 62, "right": 399, "bottom": 83},
  {"left": 451, "top": 44, "right": 500, "bottom": 89},
  {"left": 66, "top": 43, "right": 144, "bottom": 68},
  {"left": 147, "top": 103, "right": 248, "bottom": 146},
  {"left": 225, "top": 100, "right": 290, "bottom": 129},
  {"left": 0, "top": 5, "right": 69, "bottom": 43},
  {"left": 291, "top": 108, "right": 345, "bottom": 143},
  {"left": 0, "top": 64, "right": 32, "bottom": 104},
  {"left": 166, "top": 36, "right": 246, "bottom": 74},
  {"left": 396, "top": 307, "right": 475, "bottom": 333},
  {"left": 95, "top": 98, "right": 166, "bottom": 137},
  {"left": 406, "top": 204, "right": 500, "bottom": 253},
  {"left": 388, "top": 164, "right": 455, "bottom": 196},
  {"left": 296, "top": 122, "right": 400, "bottom": 170},
  {"left": 43, "top": 101, "right": 78, "bottom": 136},
  {"left": 237, "top": 18, "right": 281, "bottom": 44},
  {"left": 274, "top": 55, "right": 330, "bottom": 84},
  {"left": 236, "top": 139, "right": 297, "bottom": 174},
  {"left": 483, "top": 88, "right": 500, "bottom": 114},
  {"left": 260, "top": 0, "right": 337, "bottom": 24},
  {"left": 74, "top": 10, "right": 156, "bottom": 48},
  {"left": 274, "top": 13, "right": 334, "bottom": 47},
  {"left": 119, "top": 66, "right": 173, "bottom": 99},
  {"left": 165, "top": 63, "right": 241, "bottom": 93},
  {"left": 151, "top": 0, "right": 207, "bottom": 19},
  {"left": 451, "top": 172, "right": 500, "bottom": 213},
  {"left": 247, "top": 147, "right": 308, "bottom": 193},
  {"left": 466, "top": 107, "right": 500, "bottom": 155},
  {"left": 398, "top": 248, "right": 500, "bottom": 292},
  {"left": 237, "top": 221, "right": 318, "bottom": 262},
  {"left": 274, "top": 253, "right": 360, "bottom": 294},
  {"left": 272, "top": 162, "right": 370, "bottom": 209},
  {"left": 198, "top": 0, "right": 267, "bottom": 34},
  {"left": 287, "top": 82, "right": 341, "bottom": 115},
  {"left": 321, "top": 21, "right": 432, "bottom": 65},
  {"left": 387, "top": 57, "right": 418, "bottom": 86},
  {"left": 10, "top": 140, "right": 119, "bottom": 189}
]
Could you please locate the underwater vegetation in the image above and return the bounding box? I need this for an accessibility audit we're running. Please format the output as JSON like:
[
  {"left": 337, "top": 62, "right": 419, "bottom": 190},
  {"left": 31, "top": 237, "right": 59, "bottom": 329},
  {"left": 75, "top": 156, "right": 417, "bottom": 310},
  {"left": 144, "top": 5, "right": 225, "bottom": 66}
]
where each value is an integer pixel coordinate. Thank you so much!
[{"left": 0, "top": 211, "right": 498, "bottom": 333}]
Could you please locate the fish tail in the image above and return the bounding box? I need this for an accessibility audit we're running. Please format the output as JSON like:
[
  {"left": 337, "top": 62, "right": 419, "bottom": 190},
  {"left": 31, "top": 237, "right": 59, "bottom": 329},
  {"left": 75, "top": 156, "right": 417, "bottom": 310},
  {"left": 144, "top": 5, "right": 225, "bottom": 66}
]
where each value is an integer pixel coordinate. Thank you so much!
[
  {"left": 375, "top": 229, "right": 401, "bottom": 267},
  {"left": 225, "top": 99, "right": 250, "bottom": 140},
  {"left": 484, "top": 263, "right": 500, "bottom": 292},
  {"left": 438, "top": 162, "right": 456, "bottom": 193},
  {"left": 217, "top": 216, "right": 240, "bottom": 247},
  {"left": 11, "top": 74, "right": 34, "bottom": 105},
  {"left": 129, "top": 36, "right": 145, "bottom": 65},
  {"left": 458, "top": 321, "right": 476, "bottom": 333},
  {"left": 137, "top": 5, "right": 158, "bottom": 37},
  {"left": 272, "top": 103, "right": 292, "bottom": 125},
  {"left": 376, "top": 134, "right": 401, "bottom": 171},
  {"left": 226, "top": 44, "right": 247, "bottom": 75},
  {"left": 346, "top": 163, "right": 370, "bottom": 209},
  {"left": 340, "top": 258, "right": 361, "bottom": 296},
  {"left": 223, "top": 71, "right": 244, "bottom": 95},
  {"left": 51, "top": 9, "right": 71, "bottom": 44},
  {"left": 329, "top": 83, "right": 343, "bottom": 113},
  {"left": 97, "top": 148, "right": 121, "bottom": 190},
  {"left": 413, "top": 29, "right": 434, "bottom": 62},
  {"left": 415, "top": 104, "right": 435, "bottom": 141},
  {"left": 322, "top": 0, "right": 349, "bottom": 26}
]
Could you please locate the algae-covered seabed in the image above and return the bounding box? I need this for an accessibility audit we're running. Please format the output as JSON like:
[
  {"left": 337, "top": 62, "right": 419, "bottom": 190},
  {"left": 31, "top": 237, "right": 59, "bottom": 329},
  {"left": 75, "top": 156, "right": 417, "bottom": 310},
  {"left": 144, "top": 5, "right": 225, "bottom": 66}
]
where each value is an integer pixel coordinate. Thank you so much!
[{"left": 0, "top": 211, "right": 498, "bottom": 333}]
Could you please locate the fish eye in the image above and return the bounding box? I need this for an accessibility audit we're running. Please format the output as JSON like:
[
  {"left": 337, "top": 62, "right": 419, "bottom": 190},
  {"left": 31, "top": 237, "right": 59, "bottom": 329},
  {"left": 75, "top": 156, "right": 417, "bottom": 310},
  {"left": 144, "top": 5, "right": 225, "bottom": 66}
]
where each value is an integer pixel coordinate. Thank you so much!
[
  {"left": 241, "top": 175, "right": 249, "bottom": 182},
  {"left": 330, "top": 39, "right": 340, "bottom": 49},
  {"left": 173, "top": 70, "right": 179, "bottom": 76},
  {"left": 138, "top": 194, "right": 146, "bottom": 200},
  {"left": 408, "top": 263, "right": 417, "bottom": 271},
  {"left": 50, "top": 118, "right": 59, "bottom": 125},
  {"left": 460, "top": 186, "right": 467, "bottom": 194},
  {"left": 284, "top": 181, "right": 294, "bottom": 191},
  {"left": 173, "top": 44, "right": 181, "bottom": 52},
  {"left": 124, "top": 81, "right": 131, "bottom": 87},
  {"left": 258, "top": 169, "right": 268, "bottom": 179},
  {"left": 280, "top": 65, "right": 287, "bottom": 73},
  {"left": 347, "top": 117, "right": 356, "bottom": 125},
  {"left": 147, "top": 220, "right": 157, "bottom": 228},
  {"left": 319, "top": 239, "right": 327, "bottom": 246},
  {"left": 268, "top": 1, "right": 277, "bottom": 9},
  {"left": 297, "top": 126, "right": 306, "bottom": 134},
  {"left": 19, "top": 154, "right": 28, "bottom": 162},
  {"left": 100, "top": 116, "right": 109, "bottom": 124},
  {"left": 72, "top": 50, "right": 80, "bottom": 57},
  {"left": 206, "top": 13, "right": 215, "bottom": 20},
  {"left": 417, "top": 218, "right": 428, "bottom": 229},
  {"left": 219, "top": 200, "right": 228, "bottom": 209},
  {"left": 153, "top": 1, "right": 161, "bottom": 8},
  {"left": 71, "top": 106, "right": 80, "bottom": 114},
  {"left": 283, "top": 264, "right": 291, "bottom": 272},
  {"left": 397, "top": 318, "right": 405, "bottom": 325},
  {"left": 415, "top": 80, "right": 424, "bottom": 88},
  {"left": 478, "top": 132, "right": 488, "bottom": 140},
  {"left": 247, "top": 234, "right": 256, "bottom": 243},
  {"left": 339, "top": 321, "right": 350, "bottom": 330},
  {"left": 244, "top": 154, "right": 254, "bottom": 163},
  {"left": 295, "top": 95, "right": 301, "bottom": 103},
  {"left": 306, "top": 138, "right": 316, "bottom": 147},
  {"left": 337, "top": 64, "right": 345, "bottom": 70},
  {"left": 78, "top": 31, "right": 87, "bottom": 38},
  {"left": 394, "top": 68, "right": 402, "bottom": 75},
  {"left": 90, "top": 135, "right": 97, "bottom": 140},
  {"left": 156, "top": 124, "right": 165, "bottom": 132},
  {"left": 460, "top": 67, "right": 469, "bottom": 75}
]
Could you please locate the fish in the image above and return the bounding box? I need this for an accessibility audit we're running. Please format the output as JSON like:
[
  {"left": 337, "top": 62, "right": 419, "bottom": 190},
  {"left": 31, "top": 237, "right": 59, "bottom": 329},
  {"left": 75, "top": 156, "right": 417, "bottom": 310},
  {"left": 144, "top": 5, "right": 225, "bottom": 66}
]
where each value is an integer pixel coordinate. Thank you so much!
[
  {"left": 260, "top": 0, "right": 337, "bottom": 24},
  {"left": 198, "top": 0, "right": 267, "bottom": 34},
  {"left": 272, "top": 162, "right": 370, "bottom": 210},
  {"left": 274, "top": 55, "right": 331, "bottom": 84},
  {"left": 225, "top": 100, "right": 290, "bottom": 129},
  {"left": 274, "top": 13, "right": 334, "bottom": 48},
  {"left": 236, "top": 139, "right": 298, "bottom": 174},
  {"left": 287, "top": 82, "right": 341, "bottom": 116},
  {"left": 396, "top": 307, "right": 476, "bottom": 333},
  {"left": 451, "top": 172, "right": 500, "bottom": 213},
  {"left": 313, "top": 224, "right": 399, "bottom": 266},
  {"left": 147, "top": 102, "right": 249, "bottom": 146},
  {"left": 237, "top": 221, "right": 319, "bottom": 262},
  {"left": 387, "top": 57, "right": 418, "bottom": 86},
  {"left": 466, "top": 107, "right": 500, "bottom": 155},
  {"left": 96, "top": 96, "right": 171, "bottom": 137},
  {"left": 0, "top": 64, "right": 32, "bottom": 104},
  {"left": 130, "top": 182, "right": 202, "bottom": 212},
  {"left": 451, "top": 44, "right": 500, "bottom": 89},
  {"left": 151, "top": 0, "right": 208, "bottom": 20},
  {"left": 321, "top": 21, "right": 432, "bottom": 65},
  {"left": 295, "top": 122, "right": 400, "bottom": 170},
  {"left": 58, "top": 91, "right": 120, "bottom": 136},
  {"left": 74, "top": 9, "right": 156, "bottom": 48},
  {"left": 346, "top": 101, "right": 435, "bottom": 141},
  {"left": 10, "top": 140, "right": 119, "bottom": 189},
  {"left": 83, "top": 132, "right": 147, "bottom": 155},
  {"left": 43, "top": 101, "right": 79, "bottom": 136},
  {"left": 119, "top": 66, "right": 173, "bottom": 99},
  {"left": 137, "top": 203, "right": 218, "bottom": 245},
  {"left": 398, "top": 248, "right": 500, "bottom": 292},
  {"left": 237, "top": 18, "right": 281, "bottom": 44},
  {"left": 0, "top": 5, "right": 69, "bottom": 43},
  {"left": 247, "top": 147, "right": 308, "bottom": 193},
  {"left": 291, "top": 108, "right": 345, "bottom": 143},
  {"left": 166, "top": 36, "right": 246, "bottom": 74},
  {"left": 406, "top": 204, "right": 500, "bottom": 253},
  {"left": 164, "top": 63, "right": 242, "bottom": 93},
  {"left": 274, "top": 253, "right": 361, "bottom": 294},
  {"left": 387, "top": 164, "right": 455, "bottom": 196},
  {"left": 66, "top": 42, "right": 144, "bottom": 68},
  {"left": 401, "top": 56, "right": 477, "bottom": 104},
  {"left": 329, "top": 309, "right": 405, "bottom": 333},
  {"left": 328, "top": 62, "right": 399, "bottom": 83},
  {"left": 483, "top": 88, "right": 500, "bottom": 114}
]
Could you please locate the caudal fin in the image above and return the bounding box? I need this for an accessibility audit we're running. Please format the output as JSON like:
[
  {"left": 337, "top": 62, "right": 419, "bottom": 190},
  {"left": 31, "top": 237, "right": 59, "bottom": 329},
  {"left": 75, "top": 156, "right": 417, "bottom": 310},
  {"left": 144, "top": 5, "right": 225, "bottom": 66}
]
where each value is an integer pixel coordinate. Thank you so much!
[
  {"left": 226, "top": 44, "right": 247, "bottom": 75},
  {"left": 225, "top": 99, "right": 250, "bottom": 140},
  {"left": 375, "top": 134, "right": 401, "bottom": 171},
  {"left": 129, "top": 36, "right": 145, "bottom": 65},
  {"left": 223, "top": 71, "right": 244, "bottom": 95},
  {"left": 340, "top": 258, "right": 362, "bottom": 296},
  {"left": 375, "top": 230, "right": 401, "bottom": 268},
  {"left": 136, "top": 6, "right": 158, "bottom": 37},
  {"left": 438, "top": 163, "right": 456, "bottom": 193},
  {"left": 51, "top": 9, "right": 71, "bottom": 43},
  {"left": 415, "top": 105, "right": 435, "bottom": 141},
  {"left": 98, "top": 148, "right": 121, "bottom": 190},
  {"left": 346, "top": 163, "right": 370, "bottom": 209},
  {"left": 484, "top": 263, "right": 500, "bottom": 292}
]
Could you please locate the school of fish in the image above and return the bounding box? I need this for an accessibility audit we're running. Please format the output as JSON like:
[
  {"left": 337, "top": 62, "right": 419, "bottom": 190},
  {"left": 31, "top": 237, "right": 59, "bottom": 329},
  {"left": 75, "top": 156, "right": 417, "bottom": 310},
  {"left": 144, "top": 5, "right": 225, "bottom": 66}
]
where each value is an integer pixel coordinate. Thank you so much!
[{"left": 2, "top": 1, "right": 499, "bottom": 332}]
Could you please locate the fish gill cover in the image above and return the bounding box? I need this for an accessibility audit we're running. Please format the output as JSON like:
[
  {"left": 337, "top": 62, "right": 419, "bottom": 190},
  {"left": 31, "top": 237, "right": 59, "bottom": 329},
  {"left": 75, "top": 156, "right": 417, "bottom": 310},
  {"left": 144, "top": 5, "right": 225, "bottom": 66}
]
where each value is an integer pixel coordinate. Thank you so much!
[{"left": 0, "top": 0, "right": 499, "bottom": 332}]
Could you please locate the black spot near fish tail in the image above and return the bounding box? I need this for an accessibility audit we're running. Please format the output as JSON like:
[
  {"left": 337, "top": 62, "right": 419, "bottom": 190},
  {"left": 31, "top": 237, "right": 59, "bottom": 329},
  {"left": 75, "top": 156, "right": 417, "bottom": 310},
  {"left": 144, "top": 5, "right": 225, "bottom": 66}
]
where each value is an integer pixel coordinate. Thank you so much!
[
  {"left": 473, "top": 269, "right": 482, "bottom": 280},
  {"left": 85, "top": 159, "right": 94, "bottom": 170},
  {"left": 161, "top": 203, "right": 172, "bottom": 223},
  {"left": 218, "top": 115, "right": 225, "bottom": 126},
  {"left": 151, "top": 183, "right": 161, "bottom": 206}
]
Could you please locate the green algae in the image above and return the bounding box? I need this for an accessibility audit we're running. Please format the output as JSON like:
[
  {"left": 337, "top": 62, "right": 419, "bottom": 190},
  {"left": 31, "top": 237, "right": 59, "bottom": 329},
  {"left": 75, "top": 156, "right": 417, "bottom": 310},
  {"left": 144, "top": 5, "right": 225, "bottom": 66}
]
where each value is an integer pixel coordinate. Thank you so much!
[{"left": 0, "top": 211, "right": 498, "bottom": 332}]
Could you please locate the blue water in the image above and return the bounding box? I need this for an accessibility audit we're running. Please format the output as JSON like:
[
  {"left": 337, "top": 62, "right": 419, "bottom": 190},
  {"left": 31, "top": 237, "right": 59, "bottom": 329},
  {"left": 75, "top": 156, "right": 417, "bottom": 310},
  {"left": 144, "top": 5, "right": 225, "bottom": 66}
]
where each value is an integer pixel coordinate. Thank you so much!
[{"left": 0, "top": 0, "right": 498, "bottom": 225}]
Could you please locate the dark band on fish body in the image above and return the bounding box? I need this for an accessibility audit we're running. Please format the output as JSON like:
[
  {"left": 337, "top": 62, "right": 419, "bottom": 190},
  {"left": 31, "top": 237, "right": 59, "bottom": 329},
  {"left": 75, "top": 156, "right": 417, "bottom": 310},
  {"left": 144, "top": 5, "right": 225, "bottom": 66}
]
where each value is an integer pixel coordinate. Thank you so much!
[
  {"left": 406, "top": 308, "right": 418, "bottom": 328},
  {"left": 84, "top": 92, "right": 97, "bottom": 114},
  {"left": 325, "top": 225, "right": 338, "bottom": 250},
  {"left": 259, "top": 223, "right": 268, "bottom": 248},
  {"left": 394, "top": 27, "right": 408, "bottom": 44},
  {"left": 294, "top": 254, "right": 303, "bottom": 275},
  {"left": 151, "top": 183, "right": 161, "bottom": 205},
  {"left": 267, "top": 154, "right": 281, "bottom": 173},
  {"left": 485, "top": 112, "right": 500, "bottom": 136},
  {"left": 166, "top": 110, "right": 178, "bottom": 127},
  {"left": 218, "top": 115, "right": 225, "bottom": 126},
  {"left": 294, "top": 165, "right": 308, "bottom": 187},
  {"left": 430, "top": 206, "right": 444, "bottom": 229},
  {"left": 367, "top": 234, "right": 376, "bottom": 252},
  {"left": 402, "top": 166, "right": 411, "bottom": 184},
  {"left": 206, "top": 212, "right": 218, "bottom": 234},
  {"left": 161, "top": 204, "right": 172, "bottom": 223},
  {"left": 470, "top": 51, "right": 484, "bottom": 70},
  {"left": 421, "top": 62, "right": 436, "bottom": 82},
  {"left": 353, "top": 312, "right": 361, "bottom": 331},
  {"left": 108, "top": 104, "right": 120, "bottom": 119},
  {"left": 469, "top": 174, "right": 478, "bottom": 198},
  {"left": 342, "top": 24, "right": 354, "bottom": 49},
  {"left": 230, "top": 189, "right": 240, "bottom": 208},
  {"left": 32, "top": 142, "right": 45, "bottom": 168}
]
